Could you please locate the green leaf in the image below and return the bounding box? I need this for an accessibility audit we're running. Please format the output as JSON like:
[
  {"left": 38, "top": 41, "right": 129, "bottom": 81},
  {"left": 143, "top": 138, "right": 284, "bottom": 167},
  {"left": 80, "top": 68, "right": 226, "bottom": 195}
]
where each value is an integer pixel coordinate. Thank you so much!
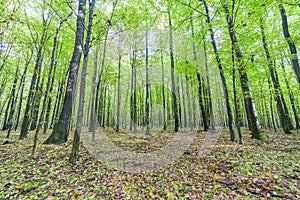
[{"left": 24, "top": 182, "right": 33, "bottom": 190}]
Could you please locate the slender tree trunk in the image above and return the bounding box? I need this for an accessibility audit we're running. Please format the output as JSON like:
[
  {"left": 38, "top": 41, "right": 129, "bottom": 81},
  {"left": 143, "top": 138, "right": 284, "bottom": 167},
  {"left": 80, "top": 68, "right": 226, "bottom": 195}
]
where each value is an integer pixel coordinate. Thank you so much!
[
  {"left": 14, "top": 56, "right": 31, "bottom": 131},
  {"left": 279, "top": 4, "right": 300, "bottom": 83},
  {"left": 203, "top": 34, "right": 215, "bottom": 130},
  {"left": 186, "top": 76, "right": 193, "bottom": 131},
  {"left": 43, "top": 14, "right": 72, "bottom": 135},
  {"left": 181, "top": 76, "right": 187, "bottom": 128},
  {"left": 223, "top": 3, "right": 261, "bottom": 139},
  {"left": 260, "top": 22, "right": 292, "bottom": 134},
  {"left": 30, "top": 65, "right": 45, "bottom": 131},
  {"left": 19, "top": 33, "right": 46, "bottom": 139},
  {"left": 129, "top": 49, "right": 137, "bottom": 132},
  {"left": 191, "top": 18, "right": 208, "bottom": 131},
  {"left": 50, "top": 77, "right": 66, "bottom": 128},
  {"left": 197, "top": 72, "right": 208, "bottom": 131},
  {"left": 232, "top": 46, "right": 243, "bottom": 144},
  {"left": 32, "top": 15, "right": 71, "bottom": 155},
  {"left": 145, "top": 31, "right": 150, "bottom": 135},
  {"left": 2, "top": 93, "right": 11, "bottom": 131},
  {"left": 89, "top": 46, "right": 99, "bottom": 132},
  {"left": 95, "top": 0, "right": 118, "bottom": 123},
  {"left": 176, "top": 76, "right": 182, "bottom": 128},
  {"left": 160, "top": 48, "right": 167, "bottom": 130},
  {"left": 71, "top": 0, "right": 95, "bottom": 159},
  {"left": 268, "top": 77, "right": 277, "bottom": 132},
  {"left": 6, "top": 67, "right": 19, "bottom": 138},
  {"left": 116, "top": 35, "right": 121, "bottom": 132},
  {"left": 275, "top": 68, "right": 293, "bottom": 130},
  {"left": 106, "top": 87, "right": 111, "bottom": 127},
  {"left": 44, "top": 0, "right": 87, "bottom": 144},
  {"left": 168, "top": 9, "right": 179, "bottom": 132},
  {"left": 202, "top": 0, "right": 235, "bottom": 141},
  {"left": 281, "top": 60, "right": 300, "bottom": 130}
]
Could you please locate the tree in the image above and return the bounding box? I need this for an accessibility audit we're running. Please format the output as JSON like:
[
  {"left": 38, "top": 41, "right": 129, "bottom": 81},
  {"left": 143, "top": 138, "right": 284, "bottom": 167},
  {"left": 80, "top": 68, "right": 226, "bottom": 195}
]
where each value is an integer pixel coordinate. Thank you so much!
[
  {"left": 201, "top": 0, "right": 235, "bottom": 141},
  {"left": 279, "top": 4, "right": 300, "bottom": 83},
  {"left": 71, "top": 0, "right": 95, "bottom": 159},
  {"left": 223, "top": 2, "right": 261, "bottom": 139},
  {"left": 19, "top": 5, "right": 52, "bottom": 139},
  {"left": 44, "top": 0, "right": 87, "bottom": 144},
  {"left": 260, "top": 18, "right": 293, "bottom": 134},
  {"left": 168, "top": 4, "right": 179, "bottom": 133}
]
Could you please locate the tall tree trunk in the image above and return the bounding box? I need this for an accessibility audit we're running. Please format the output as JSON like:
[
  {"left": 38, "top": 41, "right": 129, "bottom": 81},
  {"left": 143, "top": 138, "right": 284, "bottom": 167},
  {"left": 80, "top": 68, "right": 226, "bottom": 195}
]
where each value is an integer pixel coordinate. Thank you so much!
[
  {"left": 203, "top": 34, "right": 215, "bottom": 130},
  {"left": 223, "top": 3, "right": 261, "bottom": 139},
  {"left": 116, "top": 35, "right": 121, "bottom": 132},
  {"left": 232, "top": 46, "right": 243, "bottom": 144},
  {"left": 202, "top": 0, "right": 235, "bottom": 141},
  {"left": 130, "top": 49, "right": 137, "bottom": 132},
  {"left": 32, "top": 14, "right": 71, "bottom": 156},
  {"left": 43, "top": 14, "right": 72, "bottom": 135},
  {"left": 15, "top": 53, "right": 32, "bottom": 131},
  {"left": 50, "top": 77, "right": 67, "bottom": 128},
  {"left": 71, "top": 0, "right": 95, "bottom": 159},
  {"left": 145, "top": 31, "right": 150, "bottom": 135},
  {"left": 181, "top": 76, "right": 187, "bottom": 128},
  {"left": 279, "top": 4, "right": 300, "bottom": 83},
  {"left": 191, "top": 18, "right": 208, "bottom": 130},
  {"left": 89, "top": 46, "right": 99, "bottom": 132},
  {"left": 160, "top": 48, "right": 167, "bottom": 130},
  {"left": 281, "top": 60, "right": 300, "bottom": 130},
  {"left": 30, "top": 65, "right": 44, "bottom": 131},
  {"left": 2, "top": 92, "right": 11, "bottom": 131},
  {"left": 168, "top": 9, "right": 179, "bottom": 132},
  {"left": 196, "top": 72, "right": 208, "bottom": 131},
  {"left": 95, "top": 0, "right": 118, "bottom": 124},
  {"left": 268, "top": 77, "right": 277, "bottom": 132},
  {"left": 185, "top": 76, "right": 193, "bottom": 131},
  {"left": 260, "top": 22, "right": 292, "bottom": 134},
  {"left": 44, "top": 0, "right": 87, "bottom": 144},
  {"left": 6, "top": 67, "right": 19, "bottom": 138},
  {"left": 19, "top": 30, "right": 47, "bottom": 139},
  {"left": 176, "top": 75, "right": 182, "bottom": 128}
]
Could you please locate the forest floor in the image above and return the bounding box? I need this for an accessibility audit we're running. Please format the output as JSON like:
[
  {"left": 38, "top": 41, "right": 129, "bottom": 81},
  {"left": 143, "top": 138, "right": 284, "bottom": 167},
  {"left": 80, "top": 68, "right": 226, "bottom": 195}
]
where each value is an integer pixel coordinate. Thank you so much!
[{"left": 0, "top": 128, "right": 299, "bottom": 199}]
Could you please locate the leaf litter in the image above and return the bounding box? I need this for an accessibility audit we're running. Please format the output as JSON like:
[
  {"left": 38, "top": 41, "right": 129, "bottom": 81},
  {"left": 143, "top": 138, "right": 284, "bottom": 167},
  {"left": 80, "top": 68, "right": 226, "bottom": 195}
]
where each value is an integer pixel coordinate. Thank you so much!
[{"left": 0, "top": 129, "right": 299, "bottom": 199}]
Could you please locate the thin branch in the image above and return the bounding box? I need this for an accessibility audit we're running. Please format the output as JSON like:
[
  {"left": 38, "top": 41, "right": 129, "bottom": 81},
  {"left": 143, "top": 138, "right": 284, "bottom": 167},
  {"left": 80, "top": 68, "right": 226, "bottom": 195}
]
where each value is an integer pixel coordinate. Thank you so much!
[{"left": 174, "top": 0, "right": 206, "bottom": 16}]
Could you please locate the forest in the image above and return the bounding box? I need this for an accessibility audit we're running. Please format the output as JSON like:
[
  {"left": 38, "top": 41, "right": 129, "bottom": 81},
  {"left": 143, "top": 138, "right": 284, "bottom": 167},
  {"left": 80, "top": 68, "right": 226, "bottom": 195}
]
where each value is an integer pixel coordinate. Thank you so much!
[{"left": 0, "top": 0, "right": 299, "bottom": 199}]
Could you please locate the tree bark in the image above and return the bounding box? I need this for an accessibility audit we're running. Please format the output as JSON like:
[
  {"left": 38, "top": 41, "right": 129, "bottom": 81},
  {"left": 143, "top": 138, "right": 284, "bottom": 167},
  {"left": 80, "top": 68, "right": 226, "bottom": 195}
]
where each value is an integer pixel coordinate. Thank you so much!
[
  {"left": 168, "top": 9, "right": 179, "bottom": 132},
  {"left": 71, "top": 0, "right": 95, "bottom": 159},
  {"left": 44, "top": 0, "right": 87, "bottom": 144},
  {"left": 145, "top": 31, "right": 151, "bottom": 135},
  {"left": 281, "top": 60, "right": 300, "bottom": 130},
  {"left": 223, "top": 3, "right": 261, "bottom": 139},
  {"left": 260, "top": 22, "right": 292, "bottom": 134},
  {"left": 116, "top": 35, "right": 121, "bottom": 132},
  {"left": 279, "top": 4, "right": 300, "bottom": 83},
  {"left": 160, "top": 48, "right": 167, "bottom": 130},
  {"left": 203, "top": 34, "right": 215, "bottom": 130},
  {"left": 202, "top": 0, "right": 235, "bottom": 141},
  {"left": 19, "top": 29, "right": 47, "bottom": 139},
  {"left": 6, "top": 67, "right": 19, "bottom": 138}
]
